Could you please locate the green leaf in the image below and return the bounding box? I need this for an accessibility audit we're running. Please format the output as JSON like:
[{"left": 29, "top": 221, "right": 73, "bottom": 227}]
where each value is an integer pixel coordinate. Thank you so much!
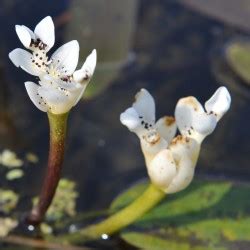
[
  {"left": 121, "top": 232, "right": 225, "bottom": 250},
  {"left": 113, "top": 179, "right": 250, "bottom": 249}
]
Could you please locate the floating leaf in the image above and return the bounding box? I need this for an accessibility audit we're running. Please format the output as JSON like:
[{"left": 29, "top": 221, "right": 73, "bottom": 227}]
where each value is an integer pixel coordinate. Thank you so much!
[{"left": 226, "top": 42, "right": 250, "bottom": 85}]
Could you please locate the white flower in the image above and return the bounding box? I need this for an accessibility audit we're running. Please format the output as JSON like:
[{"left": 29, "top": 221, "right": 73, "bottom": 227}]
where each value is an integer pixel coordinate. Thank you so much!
[
  {"left": 25, "top": 49, "right": 97, "bottom": 114},
  {"left": 8, "top": 16, "right": 97, "bottom": 114},
  {"left": 120, "top": 87, "right": 231, "bottom": 194}
]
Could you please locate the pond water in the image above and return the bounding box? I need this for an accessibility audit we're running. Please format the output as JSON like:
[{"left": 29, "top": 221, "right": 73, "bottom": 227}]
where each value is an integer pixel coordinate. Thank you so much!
[{"left": 0, "top": 0, "right": 250, "bottom": 249}]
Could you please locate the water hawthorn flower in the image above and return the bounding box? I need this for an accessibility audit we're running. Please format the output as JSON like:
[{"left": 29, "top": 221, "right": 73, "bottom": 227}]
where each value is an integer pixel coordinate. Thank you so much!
[
  {"left": 120, "top": 87, "right": 231, "bottom": 193},
  {"left": 9, "top": 16, "right": 97, "bottom": 114}
]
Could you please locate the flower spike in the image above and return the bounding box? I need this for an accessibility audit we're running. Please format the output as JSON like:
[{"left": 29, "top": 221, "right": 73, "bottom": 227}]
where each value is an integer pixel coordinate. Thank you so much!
[
  {"left": 8, "top": 16, "right": 97, "bottom": 227},
  {"left": 23, "top": 48, "right": 96, "bottom": 115},
  {"left": 121, "top": 87, "right": 231, "bottom": 194},
  {"left": 64, "top": 86, "right": 231, "bottom": 240},
  {"left": 9, "top": 16, "right": 97, "bottom": 115}
]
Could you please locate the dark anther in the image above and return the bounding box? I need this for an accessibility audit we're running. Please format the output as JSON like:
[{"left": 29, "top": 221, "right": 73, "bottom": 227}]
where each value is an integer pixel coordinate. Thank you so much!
[{"left": 83, "top": 75, "right": 89, "bottom": 80}]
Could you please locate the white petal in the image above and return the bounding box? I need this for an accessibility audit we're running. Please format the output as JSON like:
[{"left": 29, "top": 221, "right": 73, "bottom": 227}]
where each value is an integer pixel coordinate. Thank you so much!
[
  {"left": 166, "top": 136, "right": 200, "bottom": 193},
  {"left": 175, "top": 96, "right": 217, "bottom": 142},
  {"left": 51, "top": 40, "right": 79, "bottom": 75},
  {"left": 71, "top": 50, "right": 97, "bottom": 104},
  {"left": 132, "top": 89, "right": 155, "bottom": 124},
  {"left": 34, "top": 16, "right": 55, "bottom": 50},
  {"left": 148, "top": 149, "right": 177, "bottom": 192},
  {"left": 192, "top": 113, "right": 217, "bottom": 136},
  {"left": 15, "top": 25, "right": 33, "bottom": 48},
  {"left": 9, "top": 48, "right": 41, "bottom": 76},
  {"left": 24, "top": 82, "right": 48, "bottom": 112},
  {"left": 175, "top": 96, "right": 204, "bottom": 135},
  {"left": 38, "top": 86, "right": 73, "bottom": 114},
  {"left": 205, "top": 86, "right": 231, "bottom": 121},
  {"left": 140, "top": 131, "right": 168, "bottom": 167},
  {"left": 166, "top": 154, "right": 195, "bottom": 194},
  {"left": 57, "top": 80, "right": 81, "bottom": 91},
  {"left": 155, "top": 116, "right": 177, "bottom": 142},
  {"left": 72, "top": 84, "right": 88, "bottom": 106},
  {"left": 73, "top": 49, "right": 97, "bottom": 83},
  {"left": 120, "top": 107, "right": 140, "bottom": 132},
  {"left": 40, "top": 75, "right": 80, "bottom": 91}
]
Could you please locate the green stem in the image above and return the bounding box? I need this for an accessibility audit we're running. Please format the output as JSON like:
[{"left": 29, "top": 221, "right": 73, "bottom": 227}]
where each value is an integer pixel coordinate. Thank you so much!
[
  {"left": 66, "top": 184, "right": 165, "bottom": 242},
  {"left": 26, "top": 112, "right": 69, "bottom": 226}
]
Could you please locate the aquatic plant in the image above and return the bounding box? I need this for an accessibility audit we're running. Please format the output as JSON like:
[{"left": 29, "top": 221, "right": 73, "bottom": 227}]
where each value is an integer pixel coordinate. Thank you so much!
[
  {"left": 4, "top": 14, "right": 234, "bottom": 249},
  {"left": 75, "top": 87, "right": 231, "bottom": 238},
  {"left": 8, "top": 16, "right": 96, "bottom": 226}
]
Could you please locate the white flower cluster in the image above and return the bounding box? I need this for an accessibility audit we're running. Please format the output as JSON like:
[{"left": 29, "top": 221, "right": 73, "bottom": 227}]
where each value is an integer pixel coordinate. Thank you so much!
[
  {"left": 9, "top": 16, "right": 97, "bottom": 114},
  {"left": 120, "top": 87, "right": 231, "bottom": 193}
]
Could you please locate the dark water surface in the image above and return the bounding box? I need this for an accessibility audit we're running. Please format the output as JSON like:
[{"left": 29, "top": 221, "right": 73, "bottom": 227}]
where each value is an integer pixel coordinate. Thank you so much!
[{"left": 0, "top": 0, "right": 250, "bottom": 249}]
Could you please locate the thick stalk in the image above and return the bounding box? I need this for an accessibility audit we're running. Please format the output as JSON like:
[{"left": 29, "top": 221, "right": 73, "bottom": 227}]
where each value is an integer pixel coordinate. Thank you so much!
[
  {"left": 67, "top": 184, "right": 165, "bottom": 242},
  {"left": 26, "top": 112, "right": 68, "bottom": 226}
]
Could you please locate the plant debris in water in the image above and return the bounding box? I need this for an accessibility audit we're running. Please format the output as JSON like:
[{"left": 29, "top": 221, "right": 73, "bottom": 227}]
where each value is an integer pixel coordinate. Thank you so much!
[
  {"left": 5, "top": 169, "right": 24, "bottom": 181},
  {"left": 25, "top": 152, "right": 39, "bottom": 164},
  {"left": 33, "top": 179, "right": 78, "bottom": 222},
  {"left": 0, "top": 149, "right": 23, "bottom": 168},
  {"left": 0, "top": 217, "right": 18, "bottom": 237},
  {"left": 0, "top": 189, "right": 19, "bottom": 214}
]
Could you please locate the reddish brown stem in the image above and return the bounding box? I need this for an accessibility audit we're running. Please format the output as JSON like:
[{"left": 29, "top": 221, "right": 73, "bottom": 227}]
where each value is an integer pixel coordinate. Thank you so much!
[{"left": 26, "top": 112, "right": 69, "bottom": 226}]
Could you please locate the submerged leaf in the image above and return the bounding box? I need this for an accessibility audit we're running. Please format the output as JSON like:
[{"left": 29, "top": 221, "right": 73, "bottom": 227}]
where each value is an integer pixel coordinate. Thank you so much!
[
  {"left": 113, "top": 180, "right": 250, "bottom": 249},
  {"left": 121, "top": 232, "right": 225, "bottom": 250}
]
